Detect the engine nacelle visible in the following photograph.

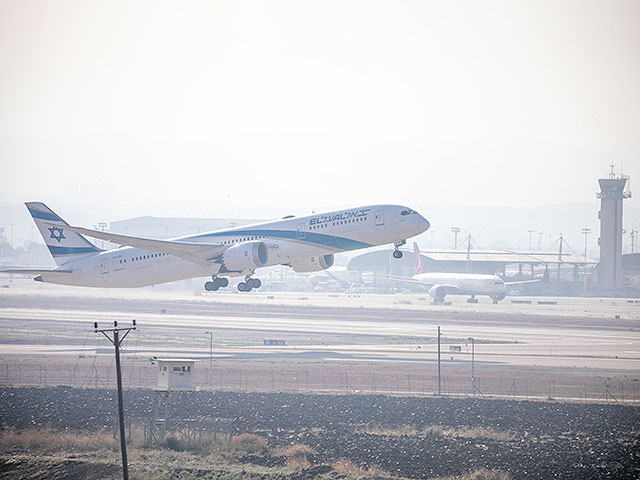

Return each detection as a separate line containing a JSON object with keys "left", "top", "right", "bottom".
{"left": 289, "top": 254, "right": 334, "bottom": 273}
{"left": 428, "top": 285, "right": 446, "bottom": 301}
{"left": 222, "top": 241, "right": 268, "bottom": 272}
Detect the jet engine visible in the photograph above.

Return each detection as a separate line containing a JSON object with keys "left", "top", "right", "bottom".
{"left": 288, "top": 254, "right": 334, "bottom": 273}
{"left": 494, "top": 292, "right": 506, "bottom": 302}
{"left": 428, "top": 285, "right": 446, "bottom": 302}
{"left": 222, "top": 241, "right": 268, "bottom": 272}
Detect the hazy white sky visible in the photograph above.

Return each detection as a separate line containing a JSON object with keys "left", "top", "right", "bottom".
{"left": 2, "top": 0, "right": 639, "bottom": 218}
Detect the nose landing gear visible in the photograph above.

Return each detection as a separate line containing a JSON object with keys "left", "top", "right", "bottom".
{"left": 204, "top": 276, "right": 229, "bottom": 292}
{"left": 392, "top": 239, "right": 406, "bottom": 259}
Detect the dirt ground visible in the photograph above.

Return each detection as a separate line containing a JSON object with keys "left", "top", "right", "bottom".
{"left": 0, "top": 386, "right": 638, "bottom": 479}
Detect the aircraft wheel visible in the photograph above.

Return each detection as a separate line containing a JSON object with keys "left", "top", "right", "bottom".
{"left": 204, "top": 281, "right": 219, "bottom": 292}
{"left": 392, "top": 250, "right": 403, "bottom": 259}
{"left": 248, "top": 278, "right": 261, "bottom": 289}
{"left": 219, "top": 277, "right": 229, "bottom": 288}
{"left": 238, "top": 282, "right": 251, "bottom": 292}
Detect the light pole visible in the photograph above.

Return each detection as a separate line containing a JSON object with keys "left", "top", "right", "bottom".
{"left": 97, "top": 222, "right": 108, "bottom": 249}
{"left": 581, "top": 228, "right": 591, "bottom": 296}
{"left": 527, "top": 230, "right": 534, "bottom": 251}
{"left": 205, "top": 331, "right": 213, "bottom": 386}
{"left": 437, "top": 326, "right": 441, "bottom": 395}
{"left": 451, "top": 227, "right": 460, "bottom": 249}
{"left": 468, "top": 337, "right": 475, "bottom": 394}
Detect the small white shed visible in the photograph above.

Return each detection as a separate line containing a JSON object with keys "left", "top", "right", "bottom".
{"left": 155, "top": 358, "right": 197, "bottom": 391}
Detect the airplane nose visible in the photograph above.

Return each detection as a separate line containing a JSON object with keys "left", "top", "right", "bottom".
{"left": 419, "top": 215, "right": 430, "bottom": 233}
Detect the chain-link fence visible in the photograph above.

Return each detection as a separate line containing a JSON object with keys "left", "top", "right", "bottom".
{"left": 1, "top": 358, "right": 636, "bottom": 403}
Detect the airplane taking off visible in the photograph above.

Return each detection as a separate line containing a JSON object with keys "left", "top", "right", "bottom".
{"left": 389, "top": 243, "right": 515, "bottom": 304}
{"left": 3, "top": 203, "right": 429, "bottom": 291}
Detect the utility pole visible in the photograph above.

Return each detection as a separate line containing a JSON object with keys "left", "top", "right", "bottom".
{"left": 205, "top": 331, "right": 213, "bottom": 386}
{"left": 468, "top": 337, "right": 476, "bottom": 394}
{"left": 94, "top": 320, "right": 137, "bottom": 480}
{"left": 437, "top": 326, "right": 441, "bottom": 395}
{"left": 527, "top": 230, "right": 534, "bottom": 251}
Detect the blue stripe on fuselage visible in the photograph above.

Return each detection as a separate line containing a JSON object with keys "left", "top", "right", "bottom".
{"left": 47, "top": 246, "right": 100, "bottom": 256}
{"left": 193, "top": 229, "right": 372, "bottom": 251}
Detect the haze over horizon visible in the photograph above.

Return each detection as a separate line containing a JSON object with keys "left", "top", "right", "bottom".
{"left": 2, "top": 1, "right": 639, "bottom": 250}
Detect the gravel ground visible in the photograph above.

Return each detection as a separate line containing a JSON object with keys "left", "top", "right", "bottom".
{"left": 1, "top": 386, "right": 638, "bottom": 479}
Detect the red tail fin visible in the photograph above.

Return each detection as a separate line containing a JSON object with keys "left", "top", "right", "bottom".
{"left": 413, "top": 242, "right": 426, "bottom": 274}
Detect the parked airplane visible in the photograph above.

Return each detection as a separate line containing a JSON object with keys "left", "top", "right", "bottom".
{"left": 3, "top": 203, "right": 429, "bottom": 291}
{"left": 389, "top": 243, "right": 509, "bottom": 304}
{"left": 309, "top": 266, "right": 363, "bottom": 290}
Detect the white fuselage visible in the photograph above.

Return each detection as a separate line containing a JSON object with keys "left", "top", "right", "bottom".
{"left": 37, "top": 204, "right": 428, "bottom": 288}
{"left": 414, "top": 272, "right": 506, "bottom": 298}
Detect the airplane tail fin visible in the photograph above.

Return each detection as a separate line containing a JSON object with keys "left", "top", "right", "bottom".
{"left": 413, "top": 242, "right": 426, "bottom": 274}
{"left": 26, "top": 202, "right": 101, "bottom": 266}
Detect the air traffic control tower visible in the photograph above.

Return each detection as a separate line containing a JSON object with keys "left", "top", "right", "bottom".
{"left": 597, "top": 167, "right": 631, "bottom": 291}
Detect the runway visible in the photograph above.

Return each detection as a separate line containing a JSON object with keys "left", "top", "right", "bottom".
{"left": 1, "top": 280, "right": 639, "bottom": 372}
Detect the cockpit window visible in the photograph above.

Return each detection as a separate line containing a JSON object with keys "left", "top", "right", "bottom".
{"left": 400, "top": 209, "right": 417, "bottom": 216}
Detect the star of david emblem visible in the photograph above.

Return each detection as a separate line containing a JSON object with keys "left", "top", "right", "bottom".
{"left": 48, "top": 226, "right": 66, "bottom": 243}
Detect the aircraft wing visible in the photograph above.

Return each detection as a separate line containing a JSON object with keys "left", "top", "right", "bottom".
{"left": 504, "top": 279, "right": 541, "bottom": 285}
{"left": 384, "top": 274, "right": 436, "bottom": 287}
{"left": 57, "top": 224, "right": 225, "bottom": 268}
{"left": 1, "top": 269, "right": 74, "bottom": 275}
{"left": 367, "top": 273, "right": 460, "bottom": 291}
{"left": 410, "top": 279, "right": 461, "bottom": 293}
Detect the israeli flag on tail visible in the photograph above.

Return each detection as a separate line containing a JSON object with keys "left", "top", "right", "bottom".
{"left": 26, "top": 202, "right": 102, "bottom": 266}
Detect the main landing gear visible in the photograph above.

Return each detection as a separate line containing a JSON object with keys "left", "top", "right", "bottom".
{"left": 392, "top": 239, "right": 406, "bottom": 259}
{"left": 204, "top": 276, "right": 229, "bottom": 292}
{"left": 238, "top": 276, "right": 261, "bottom": 292}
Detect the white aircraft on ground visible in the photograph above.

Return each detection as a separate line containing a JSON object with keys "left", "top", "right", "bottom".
{"left": 3, "top": 202, "right": 429, "bottom": 291}
{"left": 308, "top": 266, "right": 363, "bottom": 290}
{"left": 390, "top": 243, "right": 522, "bottom": 304}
